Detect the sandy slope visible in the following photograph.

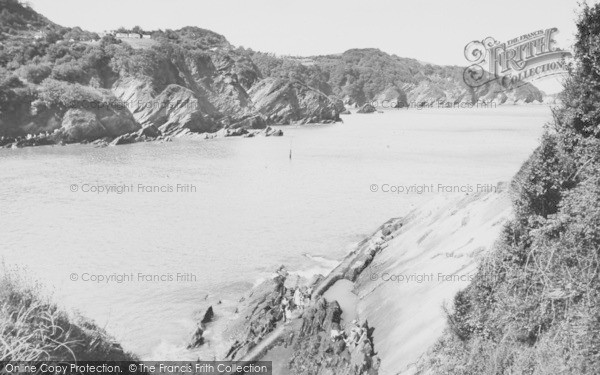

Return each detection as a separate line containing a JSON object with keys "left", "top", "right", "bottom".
{"left": 353, "top": 188, "right": 512, "bottom": 374}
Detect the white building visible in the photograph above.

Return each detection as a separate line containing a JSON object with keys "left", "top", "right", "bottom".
{"left": 33, "top": 31, "right": 47, "bottom": 40}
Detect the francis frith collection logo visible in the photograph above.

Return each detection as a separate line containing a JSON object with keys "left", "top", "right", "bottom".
{"left": 463, "top": 28, "right": 572, "bottom": 90}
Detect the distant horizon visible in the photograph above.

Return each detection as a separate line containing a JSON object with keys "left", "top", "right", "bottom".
{"left": 26, "top": 0, "right": 597, "bottom": 94}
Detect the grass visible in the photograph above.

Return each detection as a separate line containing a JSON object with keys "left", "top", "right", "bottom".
{"left": 414, "top": 5, "right": 600, "bottom": 374}
{"left": 120, "top": 38, "right": 159, "bottom": 50}
{"left": 0, "top": 267, "right": 137, "bottom": 362}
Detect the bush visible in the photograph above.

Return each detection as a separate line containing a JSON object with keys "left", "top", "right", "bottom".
{"left": 0, "top": 73, "right": 23, "bottom": 89}
{"left": 37, "top": 79, "right": 112, "bottom": 109}
{"left": 558, "top": 4, "right": 600, "bottom": 137}
{"left": 418, "top": 4, "right": 600, "bottom": 374}
{"left": 511, "top": 132, "right": 578, "bottom": 220}
{"left": 19, "top": 63, "right": 51, "bottom": 84}
{"left": 0, "top": 268, "right": 138, "bottom": 361}
{"left": 51, "top": 60, "right": 87, "bottom": 83}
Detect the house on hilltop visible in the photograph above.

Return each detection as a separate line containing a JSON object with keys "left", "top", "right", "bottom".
{"left": 33, "top": 31, "right": 47, "bottom": 40}
{"left": 113, "top": 32, "right": 146, "bottom": 39}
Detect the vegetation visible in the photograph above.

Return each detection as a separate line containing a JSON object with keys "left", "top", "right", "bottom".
{"left": 0, "top": 0, "right": 57, "bottom": 34}
{"left": 0, "top": 268, "right": 137, "bottom": 362}
{"left": 152, "top": 26, "right": 229, "bottom": 50}
{"left": 242, "top": 48, "right": 466, "bottom": 105}
{"left": 419, "top": 4, "right": 600, "bottom": 374}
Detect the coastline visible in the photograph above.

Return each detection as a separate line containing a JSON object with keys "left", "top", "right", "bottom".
{"left": 190, "top": 186, "right": 512, "bottom": 374}
{"left": 1, "top": 102, "right": 553, "bottom": 150}
{"left": 0, "top": 125, "right": 288, "bottom": 150}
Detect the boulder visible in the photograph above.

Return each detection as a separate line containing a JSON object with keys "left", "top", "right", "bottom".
{"left": 137, "top": 124, "right": 161, "bottom": 138}
{"left": 60, "top": 109, "right": 106, "bottom": 141}
{"left": 91, "top": 138, "right": 110, "bottom": 148}
{"left": 200, "top": 306, "right": 214, "bottom": 325}
{"left": 258, "top": 126, "right": 284, "bottom": 137}
{"left": 60, "top": 108, "right": 139, "bottom": 143}
{"left": 289, "top": 298, "right": 379, "bottom": 374}
{"left": 187, "top": 326, "right": 205, "bottom": 349}
{"left": 374, "top": 86, "right": 408, "bottom": 108}
{"left": 357, "top": 103, "right": 376, "bottom": 113}
{"left": 229, "top": 115, "right": 267, "bottom": 130}
{"left": 109, "top": 133, "right": 137, "bottom": 146}
{"left": 227, "top": 127, "right": 248, "bottom": 137}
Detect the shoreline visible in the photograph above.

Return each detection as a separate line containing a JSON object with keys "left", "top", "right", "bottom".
{"left": 189, "top": 187, "right": 512, "bottom": 374}
{"left": 186, "top": 215, "right": 404, "bottom": 372}
{"left": 0, "top": 103, "right": 551, "bottom": 150}
{"left": 0, "top": 125, "right": 289, "bottom": 150}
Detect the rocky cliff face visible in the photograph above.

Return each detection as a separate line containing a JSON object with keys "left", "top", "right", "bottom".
{"left": 249, "top": 78, "right": 342, "bottom": 124}
{"left": 60, "top": 107, "right": 139, "bottom": 141}
{"left": 0, "top": 3, "right": 345, "bottom": 147}
{"left": 216, "top": 265, "right": 381, "bottom": 375}
{"left": 201, "top": 188, "right": 512, "bottom": 375}
{"left": 0, "top": 1, "right": 548, "bottom": 148}
{"left": 354, "top": 189, "right": 511, "bottom": 375}
{"left": 293, "top": 48, "right": 546, "bottom": 107}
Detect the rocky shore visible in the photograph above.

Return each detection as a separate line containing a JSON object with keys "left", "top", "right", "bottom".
{"left": 188, "top": 188, "right": 510, "bottom": 375}
{"left": 0, "top": 124, "right": 284, "bottom": 149}
{"left": 187, "top": 217, "right": 404, "bottom": 374}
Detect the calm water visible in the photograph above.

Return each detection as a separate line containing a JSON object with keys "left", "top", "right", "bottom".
{"left": 0, "top": 106, "right": 549, "bottom": 358}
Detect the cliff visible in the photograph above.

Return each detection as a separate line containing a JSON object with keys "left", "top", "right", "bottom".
{"left": 411, "top": 6, "right": 600, "bottom": 374}
{"left": 0, "top": 1, "right": 343, "bottom": 147}
{"left": 249, "top": 48, "right": 545, "bottom": 108}
{"left": 248, "top": 78, "right": 342, "bottom": 124}
{"left": 192, "top": 188, "right": 510, "bottom": 374}
{"left": 0, "top": 1, "right": 547, "bottom": 149}
{"left": 355, "top": 189, "right": 511, "bottom": 374}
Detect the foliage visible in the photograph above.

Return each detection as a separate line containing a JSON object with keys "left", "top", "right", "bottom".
{"left": 419, "top": 4, "right": 600, "bottom": 374}
{"left": 0, "top": 0, "right": 58, "bottom": 34}
{"left": 0, "top": 268, "right": 138, "bottom": 361}
{"left": 152, "top": 26, "right": 229, "bottom": 50}
{"left": 244, "top": 48, "right": 466, "bottom": 105}
{"left": 18, "top": 62, "right": 51, "bottom": 84}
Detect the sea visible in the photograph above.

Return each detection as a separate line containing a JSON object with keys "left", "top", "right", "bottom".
{"left": 0, "top": 106, "right": 550, "bottom": 359}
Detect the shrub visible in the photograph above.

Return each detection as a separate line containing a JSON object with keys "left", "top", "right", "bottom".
{"left": 37, "top": 79, "right": 112, "bottom": 110}
{"left": 51, "top": 60, "right": 87, "bottom": 83}
{"left": 0, "top": 268, "right": 137, "bottom": 361}
{"left": 558, "top": 4, "right": 600, "bottom": 137}
{"left": 511, "top": 132, "right": 578, "bottom": 220}
{"left": 418, "top": 4, "right": 600, "bottom": 374}
{"left": 19, "top": 63, "right": 51, "bottom": 84}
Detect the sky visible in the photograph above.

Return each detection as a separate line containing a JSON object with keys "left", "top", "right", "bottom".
{"left": 26, "top": 0, "right": 599, "bottom": 92}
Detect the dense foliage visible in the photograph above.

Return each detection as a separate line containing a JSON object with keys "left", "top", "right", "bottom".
{"left": 420, "top": 4, "right": 600, "bottom": 374}
{"left": 0, "top": 269, "right": 138, "bottom": 361}
{"left": 0, "top": 0, "right": 261, "bottom": 137}
{"left": 243, "top": 48, "right": 466, "bottom": 105}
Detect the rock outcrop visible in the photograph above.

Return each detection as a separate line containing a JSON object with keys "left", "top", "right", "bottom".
{"left": 218, "top": 267, "right": 380, "bottom": 375}
{"left": 206, "top": 220, "right": 402, "bottom": 374}
{"left": 289, "top": 303, "right": 379, "bottom": 375}
{"left": 222, "top": 268, "right": 288, "bottom": 360}
{"left": 357, "top": 103, "right": 376, "bottom": 114}
{"left": 249, "top": 78, "right": 342, "bottom": 125}
{"left": 374, "top": 87, "right": 408, "bottom": 108}
{"left": 355, "top": 190, "right": 511, "bottom": 375}
{"left": 0, "top": 3, "right": 345, "bottom": 149}
{"left": 200, "top": 306, "right": 214, "bottom": 325}
{"left": 60, "top": 108, "right": 139, "bottom": 142}
{"left": 198, "top": 190, "right": 508, "bottom": 375}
